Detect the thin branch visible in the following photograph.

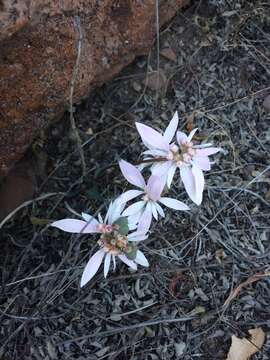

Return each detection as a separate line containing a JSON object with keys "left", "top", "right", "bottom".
{"left": 69, "top": 15, "right": 86, "bottom": 176}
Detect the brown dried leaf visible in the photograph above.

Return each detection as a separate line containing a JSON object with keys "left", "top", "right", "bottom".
{"left": 226, "top": 328, "right": 265, "bottom": 360}
{"left": 160, "top": 47, "right": 177, "bottom": 63}
{"left": 144, "top": 69, "right": 167, "bottom": 93}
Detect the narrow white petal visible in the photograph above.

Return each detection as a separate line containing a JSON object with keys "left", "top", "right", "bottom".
{"left": 118, "top": 254, "right": 138, "bottom": 270}
{"left": 104, "top": 202, "right": 113, "bottom": 224}
{"left": 163, "top": 111, "right": 179, "bottom": 144}
{"left": 122, "top": 201, "right": 145, "bottom": 217}
{"left": 151, "top": 202, "right": 158, "bottom": 221}
{"left": 192, "top": 164, "right": 205, "bottom": 205}
{"left": 98, "top": 213, "right": 103, "bottom": 223}
{"left": 176, "top": 131, "right": 188, "bottom": 145}
{"left": 188, "top": 128, "right": 198, "bottom": 141}
{"left": 119, "top": 159, "right": 146, "bottom": 189}
{"left": 167, "top": 164, "right": 177, "bottom": 188}
{"left": 155, "top": 202, "right": 165, "bottom": 217}
{"left": 135, "top": 122, "right": 169, "bottom": 151}
{"left": 80, "top": 249, "right": 105, "bottom": 287}
{"left": 151, "top": 161, "right": 172, "bottom": 176}
{"left": 135, "top": 250, "right": 149, "bottom": 267}
{"left": 159, "top": 197, "right": 190, "bottom": 211}
{"left": 109, "top": 199, "right": 126, "bottom": 224}
{"left": 104, "top": 253, "right": 111, "bottom": 278}
{"left": 112, "top": 255, "right": 116, "bottom": 271}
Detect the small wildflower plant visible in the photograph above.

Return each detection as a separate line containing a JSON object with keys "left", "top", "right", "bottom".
{"left": 51, "top": 111, "right": 222, "bottom": 287}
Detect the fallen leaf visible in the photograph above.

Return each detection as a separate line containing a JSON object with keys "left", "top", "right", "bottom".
{"left": 263, "top": 95, "right": 270, "bottom": 111}
{"left": 160, "top": 47, "right": 177, "bottom": 63}
{"left": 144, "top": 69, "right": 168, "bottom": 93}
{"left": 226, "top": 328, "right": 265, "bottom": 360}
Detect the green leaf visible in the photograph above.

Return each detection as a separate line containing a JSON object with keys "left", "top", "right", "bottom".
{"left": 85, "top": 187, "right": 104, "bottom": 202}
{"left": 125, "top": 243, "right": 138, "bottom": 260}
{"left": 113, "top": 217, "right": 129, "bottom": 235}
{"left": 30, "top": 216, "right": 51, "bottom": 226}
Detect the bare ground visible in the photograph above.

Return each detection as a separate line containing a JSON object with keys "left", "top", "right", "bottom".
{"left": 1, "top": 0, "right": 270, "bottom": 359}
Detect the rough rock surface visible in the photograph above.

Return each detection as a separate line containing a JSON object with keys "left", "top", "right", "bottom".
{"left": 0, "top": 0, "right": 189, "bottom": 177}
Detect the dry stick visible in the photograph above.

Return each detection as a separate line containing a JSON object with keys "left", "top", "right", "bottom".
{"left": 69, "top": 15, "right": 86, "bottom": 176}
{"left": 155, "top": 0, "right": 160, "bottom": 100}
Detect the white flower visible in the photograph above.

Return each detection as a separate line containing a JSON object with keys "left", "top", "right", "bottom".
{"left": 118, "top": 160, "right": 189, "bottom": 233}
{"left": 51, "top": 199, "right": 149, "bottom": 287}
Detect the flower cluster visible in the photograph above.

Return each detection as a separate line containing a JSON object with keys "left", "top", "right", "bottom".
{"left": 51, "top": 111, "right": 221, "bottom": 286}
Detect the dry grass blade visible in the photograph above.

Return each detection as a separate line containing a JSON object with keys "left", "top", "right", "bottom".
{"left": 223, "top": 272, "right": 270, "bottom": 308}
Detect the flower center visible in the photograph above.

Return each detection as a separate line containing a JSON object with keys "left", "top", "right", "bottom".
{"left": 166, "top": 142, "right": 197, "bottom": 166}
{"left": 98, "top": 231, "right": 128, "bottom": 255}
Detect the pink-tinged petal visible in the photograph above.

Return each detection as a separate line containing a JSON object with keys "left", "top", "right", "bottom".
{"left": 104, "top": 253, "right": 111, "bottom": 278}
{"left": 159, "top": 197, "right": 190, "bottom": 211}
{"left": 51, "top": 219, "right": 99, "bottom": 234}
{"left": 135, "top": 250, "right": 149, "bottom": 267}
{"left": 143, "top": 149, "right": 167, "bottom": 157}
{"left": 122, "top": 201, "right": 145, "bottom": 217}
{"left": 163, "top": 111, "right": 179, "bottom": 144}
{"left": 137, "top": 203, "right": 153, "bottom": 233}
{"left": 80, "top": 249, "right": 105, "bottom": 287}
{"left": 193, "top": 155, "right": 211, "bottom": 171}
{"left": 118, "top": 190, "right": 144, "bottom": 204}
{"left": 146, "top": 175, "right": 166, "bottom": 201}
{"left": 119, "top": 160, "right": 146, "bottom": 189}
{"left": 167, "top": 164, "right": 177, "bottom": 188}
{"left": 109, "top": 199, "right": 126, "bottom": 224}
{"left": 192, "top": 164, "right": 204, "bottom": 205}
{"left": 196, "top": 147, "right": 221, "bottom": 156}
{"left": 118, "top": 254, "right": 137, "bottom": 270}
{"left": 128, "top": 231, "right": 148, "bottom": 242}
{"left": 180, "top": 166, "right": 197, "bottom": 204}
{"left": 152, "top": 161, "right": 172, "bottom": 176}
{"left": 176, "top": 131, "right": 188, "bottom": 145}
{"left": 155, "top": 202, "right": 165, "bottom": 217}
{"left": 187, "top": 128, "right": 198, "bottom": 141}
{"left": 135, "top": 122, "right": 169, "bottom": 151}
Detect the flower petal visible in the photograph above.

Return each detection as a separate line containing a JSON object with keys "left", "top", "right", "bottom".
{"left": 146, "top": 175, "right": 166, "bottom": 201}
{"left": 137, "top": 203, "right": 153, "bottom": 233}
{"left": 119, "top": 160, "right": 146, "bottom": 189}
{"left": 155, "top": 202, "right": 165, "bottom": 217}
{"left": 80, "top": 249, "right": 105, "bottom": 287}
{"left": 151, "top": 202, "right": 158, "bottom": 220}
{"left": 193, "top": 155, "right": 211, "bottom": 171}
{"left": 196, "top": 147, "right": 221, "bottom": 156}
{"left": 136, "top": 122, "right": 169, "bottom": 151}
{"left": 163, "top": 111, "right": 179, "bottom": 143}
{"left": 187, "top": 128, "right": 198, "bottom": 141}
{"left": 51, "top": 219, "right": 99, "bottom": 234}
{"left": 167, "top": 164, "right": 177, "bottom": 188}
{"left": 104, "top": 253, "right": 111, "bottom": 278}
{"left": 143, "top": 149, "right": 167, "bottom": 157}
{"left": 151, "top": 161, "right": 172, "bottom": 177}
{"left": 122, "top": 201, "right": 145, "bottom": 217}
{"left": 159, "top": 197, "right": 190, "bottom": 211}
{"left": 180, "top": 166, "right": 197, "bottom": 204}
{"left": 192, "top": 163, "right": 204, "bottom": 205}
{"left": 112, "top": 255, "right": 116, "bottom": 271}
{"left": 118, "top": 190, "right": 144, "bottom": 204}
{"left": 176, "top": 131, "right": 188, "bottom": 145}
{"left": 118, "top": 254, "right": 137, "bottom": 270}
{"left": 135, "top": 250, "right": 149, "bottom": 267}
{"left": 128, "top": 231, "right": 148, "bottom": 242}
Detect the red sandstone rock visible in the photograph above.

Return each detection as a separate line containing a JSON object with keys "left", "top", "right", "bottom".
{"left": 0, "top": 0, "right": 189, "bottom": 177}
